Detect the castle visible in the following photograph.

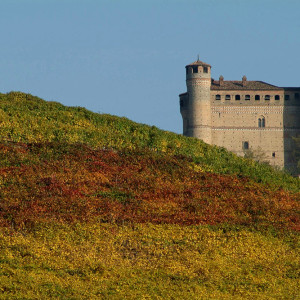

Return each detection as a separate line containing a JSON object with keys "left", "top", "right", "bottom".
{"left": 179, "top": 59, "right": 300, "bottom": 173}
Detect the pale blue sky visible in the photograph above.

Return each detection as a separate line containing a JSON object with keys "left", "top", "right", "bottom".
{"left": 0, "top": 0, "right": 299, "bottom": 133}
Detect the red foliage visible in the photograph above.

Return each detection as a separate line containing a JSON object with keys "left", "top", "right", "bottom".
{"left": 0, "top": 142, "right": 299, "bottom": 230}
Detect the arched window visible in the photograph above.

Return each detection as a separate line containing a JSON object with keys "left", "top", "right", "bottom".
{"left": 255, "top": 95, "right": 260, "bottom": 100}
{"left": 225, "top": 95, "right": 231, "bottom": 100}
{"left": 245, "top": 95, "right": 250, "bottom": 100}
{"left": 215, "top": 94, "right": 221, "bottom": 100}
{"left": 242, "top": 141, "right": 249, "bottom": 150}
{"left": 235, "top": 95, "right": 240, "bottom": 100}
{"left": 258, "top": 117, "right": 265, "bottom": 128}
{"left": 265, "top": 95, "right": 270, "bottom": 100}
{"left": 192, "top": 66, "right": 198, "bottom": 73}
{"left": 275, "top": 95, "right": 280, "bottom": 100}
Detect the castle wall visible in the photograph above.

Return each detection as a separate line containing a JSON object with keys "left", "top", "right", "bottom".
{"left": 283, "top": 103, "right": 300, "bottom": 173}
{"left": 179, "top": 93, "right": 189, "bottom": 135}
{"left": 209, "top": 91, "right": 300, "bottom": 171}
{"left": 211, "top": 104, "right": 285, "bottom": 168}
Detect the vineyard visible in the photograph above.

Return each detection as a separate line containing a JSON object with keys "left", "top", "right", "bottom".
{"left": 0, "top": 92, "right": 299, "bottom": 299}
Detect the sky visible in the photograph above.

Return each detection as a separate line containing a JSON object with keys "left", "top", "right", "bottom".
{"left": 0, "top": 0, "right": 299, "bottom": 134}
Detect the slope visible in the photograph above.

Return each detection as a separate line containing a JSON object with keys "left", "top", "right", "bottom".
{"left": 0, "top": 91, "right": 299, "bottom": 192}
{"left": 0, "top": 92, "right": 299, "bottom": 299}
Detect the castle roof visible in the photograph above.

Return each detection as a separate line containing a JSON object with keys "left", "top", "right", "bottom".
{"left": 282, "top": 87, "right": 300, "bottom": 90}
{"left": 186, "top": 60, "right": 211, "bottom": 68}
{"left": 211, "top": 80, "right": 283, "bottom": 91}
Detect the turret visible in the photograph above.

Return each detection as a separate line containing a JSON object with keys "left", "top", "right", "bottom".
{"left": 180, "top": 59, "right": 212, "bottom": 144}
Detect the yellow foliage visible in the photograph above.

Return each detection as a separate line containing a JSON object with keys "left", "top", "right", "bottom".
{"left": 0, "top": 224, "right": 298, "bottom": 299}
{"left": 190, "top": 162, "right": 214, "bottom": 173}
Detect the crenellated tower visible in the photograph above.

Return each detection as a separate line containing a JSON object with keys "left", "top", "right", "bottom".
{"left": 179, "top": 59, "right": 212, "bottom": 144}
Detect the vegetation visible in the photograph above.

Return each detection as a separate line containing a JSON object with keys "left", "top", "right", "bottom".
{"left": 0, "top": 91, "right": 299, "bottom": 192}
{"left": 0, "top": 142, "right": 298, "bottom": 230}
{"left": 1, "top": 224, "right": 298, "bottom": 299}
{"left": 0, "top": 92, "right": 299, "bottom": 299}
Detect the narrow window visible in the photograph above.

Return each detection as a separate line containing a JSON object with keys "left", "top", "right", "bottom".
{"left": 258, "top": 117, "right": 265, "bottom": 128}
{"left": 235, "top": 95, "right": 240, "bottom": 100}
{"left": 285, "top": 95, "right": 290, "bottom": 100}
{"left": 243, "top": 141, "right": 249, "bottom": 150}
{"left": 295, "top": 93, "right": 299, "bottom": 99}
{"left": 272, "top": 152, "right": 276, "bottom": 158}
{"left": 215, "top": 94, "right": 221, "bottom": 100}
{"left": 245, "top": 95, "right": 250, "bottom": 100}
{"left": 255, "top": 95, "right": 260, "bottom": 100}
{"left": 265, "top": 95, "right": 270, "bottom": 100}
{"left": 275, "top": 95, "right": 280, "bottom": 100}
{"left": 180, "top": 99, "right": 184, "bottom": 108}
{"left": 203, "top": 66, "right": 208, "bottom": 73}
{"left": 225, "top": 95, "right": 231, "bottom": 100}
{"left": 192, "top": 66, "right": 198, "bottom": 73}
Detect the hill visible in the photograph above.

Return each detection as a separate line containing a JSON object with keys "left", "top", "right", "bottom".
{"left": 0, "top": 92, "right": 299, "bottom": 299}
{"left": 0, "top": 92, "right": 299, "bottom": 192}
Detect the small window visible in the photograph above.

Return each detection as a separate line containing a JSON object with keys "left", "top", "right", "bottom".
{"left": 203, "top": 67, "right": 208, "bottom": 73}
{"left": 215, "top": 94, "right": 221, "bottom": 100}
{"left": 180, "top": 99, "right": 184, "bottom": 108}
{"left": 235, "top": 95, "right": 240, "bottom": 100}
{"left": 245, "top": 95, "right": 250, "bottom": 101}
{"left": 255, "top": 95, "right": 260, "bottom": 100}
{"left": 258, "top": 117, "right": 266, "bottom": 128}
{"left": 265, "top": 95, "right": 270, "bottom": 101}
{"left": 192, "top": 66, "right": 198, "bottom": 73}
{"left": 285, "top": 95, "right": 290, "bottom": 100}
{"left": 275, "top": 95, "right": 280, "bottom": 100}
{"left": 295, "top": 93, "right": 299, "bottom": 99}
{"left": 272, "top": 152, "right": 276, "bottom": 158}
{"left": 225, "top": 95, "right": 231, "bottom": 100}
{"left": 243, "top": 141, "right": 249, "bottom": 150}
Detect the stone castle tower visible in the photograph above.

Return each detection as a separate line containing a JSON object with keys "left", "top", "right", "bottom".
{"left": 180, "top": 58, "right": 300, "bottom": 173}
{"left": 184, "top": 60, "right": 212, "bottom": 143}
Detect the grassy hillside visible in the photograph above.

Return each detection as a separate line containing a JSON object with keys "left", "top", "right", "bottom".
{"left": 0, "top": 92, "right": 299, "bottom": 299}
{"left": 0, "top": 91, "right": 299, "bottom": 192}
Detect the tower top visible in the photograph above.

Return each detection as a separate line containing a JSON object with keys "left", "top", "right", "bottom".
{"left": 186, "top": 59, "right": 211, "bottom": 68}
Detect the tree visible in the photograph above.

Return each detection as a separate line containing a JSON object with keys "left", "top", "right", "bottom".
{"left": 243, "top": 146, "right": 268, "bottom": 164}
